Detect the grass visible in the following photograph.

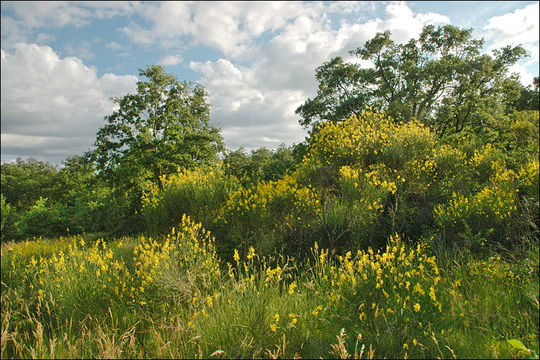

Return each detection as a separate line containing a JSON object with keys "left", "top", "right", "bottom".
{"left": 1, "top": 220, "right": 538, "bottom": 359}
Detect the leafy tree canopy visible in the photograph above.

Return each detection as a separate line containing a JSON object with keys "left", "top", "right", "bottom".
{"left": 0, "top": 157, "right": 59, "bottom": 209}
{"left": 511, "top": 76, "right": 539, "bottom": 111}
{"left": 91, "top": 65, "right": 224, "bottom": 189}
{"left": 223, "top": 144, "right": 297, "bottom": 183}
{"left": 296, "top": 25, "right": 528, "bottom": 137}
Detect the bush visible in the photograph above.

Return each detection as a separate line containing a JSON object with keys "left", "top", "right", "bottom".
{"left": 217, "top": 173, "right": 321, "bottom": 257}
{"left": 18, "top": 197, "right": 68, "bottom": 239}
{"left": 1, "top": 194, "right": 20, "bottom": 243}
{"left": 142, "top": 165, "right": 238, "bottom": 237}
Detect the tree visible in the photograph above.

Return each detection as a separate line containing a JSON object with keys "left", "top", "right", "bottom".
{"left": 223, "top": 145, "right": 297, "bottom": 183}
{"left": 296, "top": 25, "right": 528, "bottom": 137}
{"left": 511, "top": 76, "right": 540, "bottom": 111}
{"left": 92, "top": 65, "right": 224, "bottom": 190}
{"left": 0, "top": 157, "right": 59, "bottom": 209}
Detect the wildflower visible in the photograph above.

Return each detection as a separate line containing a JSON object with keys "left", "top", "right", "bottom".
{"left": 273, "top": 313, "right": 280, "bottom": 323}
{"left": 429, "top": 287, "right": 437, "bottom": 302}
{"left": 414, "top": 303, "right": 421, "bottom": 312}
{"left": 289, "top": 281, "right": 297, "bottom": 295}
{"left": 312, "top": 305, "right": 323, "bottom": 316}
{"left": 270, "top": 323, "right": 277, "bottom": 332}
{"left": 233, "top": 249, "right": 240, "bottom": 262}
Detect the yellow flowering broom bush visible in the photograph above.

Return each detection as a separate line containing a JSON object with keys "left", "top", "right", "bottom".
{"left": 217, "top": 173, "right": 322, "bottom": 255}
{"left": 297, "top": 111, "right": 442, "bottom": 247}
{"left": 189, "top": 233, "right": 457, "bottom": 358}
{"left": 141, "top": 164, "right": 239, "bottom": 236}
{"left": 0, "top": 214, "right": 221, "bottom": 330}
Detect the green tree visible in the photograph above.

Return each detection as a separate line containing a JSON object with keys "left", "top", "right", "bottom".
{"left": 92, "top": 65, "right": 224, "bottom": 190}
{"left": 296, "top": 25, "right": 527, "bottom": 137}
{"left": 223, "top": 145, "right": 297, "bottom": 183}
{"left": 0, "top": 157, "right": 59, "bottom": 209}
{"left": 511, "top": 76, "right": 539, "bottom": 111}
{"left": 55, "top": 155, "right": 112, "bottom": 233}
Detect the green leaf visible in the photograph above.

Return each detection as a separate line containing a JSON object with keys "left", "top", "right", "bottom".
{"left": 507, "top": 339, "right": 531, "bottom": 354}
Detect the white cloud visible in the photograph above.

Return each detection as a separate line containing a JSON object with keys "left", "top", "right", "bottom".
{"left": 508, "top": 62, "right": 536, "bottom": 87}
{"left": 120, "top": 2, "right": 312, "bottom": 57}
{"left": 64, "top": 40, "right": 95, "bottom": 60}
{"left": 3, "top": 1, "right": 93, "bottom": 29}
{"left": 384, "top": 2, "right": 450, "bottom": 43}
{"left": 158, "top": 54, "right": 183, "bottom": 66}
{"left": 186, "top": 2, "right": 452, "bottom": 150}
{"left": 481, "top": 3, "right": 539, "bottom": 86}
{"left": 190, "top": 58, "right": 308, "bottom": 149}
{"left": 105, "top": 41, "right": 122, "bottom": 51}
{"left": 484, "top": 3, "right": 539, "bottom": 47}
{"left": 35, "top": 32, "right": 55, "bottom": 44}
{"left": 3, "top": 1, "right": 494, "bottom": 161}
{"left": 1, "top": 43, "right": 138, "bottom": 163}
{"left": 0, "top": 1, "right": 137, "bottom": 49}
{"left": 2, "top": 1, "right": 135, "bottom": 29}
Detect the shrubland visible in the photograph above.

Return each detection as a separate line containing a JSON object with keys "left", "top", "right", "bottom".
{"left": 1, "top": 25, "right": 539, "bottom": 359}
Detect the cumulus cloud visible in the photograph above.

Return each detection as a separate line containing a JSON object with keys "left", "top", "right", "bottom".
{"left": 484, "top": 3, "right": 539, "bottom": 47}
{"left": 105, "top": 41, "right": 122, "bottom": 51}
{"left": 158, "top": 54, "right": 183, "bottom": 66}
{"left": 1, "top": 43, "right": 138, "bottom": 163}
{"left": 0, "top": 1, "right": 136, "bottom": 49}
{"left": 2, "top": 1, "right": 455, "bottom": 157}
{"left": 187, "top": 2, "right": 451, "bottom": 150}
{"left": 190, "top": 59, "right": 308, "bottom": 149}
{"left": 8, "top": 1, "right": 526, "bottom": 163}
{"left": 64, "top": 40, "right": 95, "bottom": 60}
{"left": 120, "top": 2, "right": 312, "bottom": 57}
{"left": 384, "top": 2, "right": 450, "bottom": 43}
{"left": 482, "top": 3, "right": 539, "bottom": 86}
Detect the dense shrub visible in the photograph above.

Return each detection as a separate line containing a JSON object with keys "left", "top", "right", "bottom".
{"left": 141, "top": 165, "right": 238, "bottom": 237}
{"left": 217, "top": 173, "right": 321, "bottom": 256}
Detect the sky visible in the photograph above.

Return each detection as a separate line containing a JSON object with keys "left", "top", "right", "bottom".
{"left": 1, "top": 1, "right": 539, "bottom": 165}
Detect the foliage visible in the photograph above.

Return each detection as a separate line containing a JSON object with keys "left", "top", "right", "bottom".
{"left": 0, "top": 49, "right": 538, "bottom": 357}
{"left": 1, "top": 157, "right": 59, "bottom": 209}
{"left": 296, "top": 25, "right": 527, "bottom": 138}
{"left": 223, "top": 144, "right": 297, "bottom": 184}
{"left": 217, "top": 172, "right": 321, "bottom": 256}
{"left": 511, "top": 76, "right": 540, "bottom": 111}
{"left": 1, "top": 227, "right": 538, "bottom": 358}
{"left": 0, "top": 156, "right": 114, "bottom": 241}
{"left": 92, "top": 65, "right": 224, "bottom": 190}
{"left": 1, "top": 194, "right": 19, "bottom": 243}
{"left": 141, "top": 164, "right": 238, "bottom": 238}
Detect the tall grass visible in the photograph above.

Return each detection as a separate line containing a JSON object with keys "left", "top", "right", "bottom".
{"left": 2, "top": 224, "right": 538, "bottom": 359}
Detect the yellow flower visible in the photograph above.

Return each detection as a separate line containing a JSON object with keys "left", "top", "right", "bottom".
{"left": 233, "top": 249, "right": 240, "bottom": 262}
{"left": 312, "top": 305, "right": 323, "bottom": 316}
{"left": 288, "top": 281, "right": 297, "bottom": 295}
{"left": 273, "top": 313, "right": 280, "bottom": 323}
{"left": 414, "top": 303, "right": 421, "bottom": 312}
{"left": 270, "top": 323, "right": 277, "bottom": 332}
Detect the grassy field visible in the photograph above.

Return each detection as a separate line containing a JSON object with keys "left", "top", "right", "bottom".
{"left": 1, "top": 214, "right": 538, "bottom": 359}
{"left": 2, "top": 111, "right": 538, "bottom": 359}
